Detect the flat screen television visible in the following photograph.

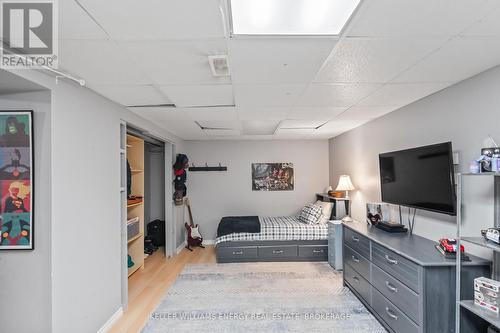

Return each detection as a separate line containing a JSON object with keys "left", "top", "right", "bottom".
{"left": 379, "top": 142, "right": 456, "bottom": 216}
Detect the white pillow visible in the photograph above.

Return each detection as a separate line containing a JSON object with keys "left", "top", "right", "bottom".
{"left": 315, "top": 200, "right": 334, "bottom": 224}
{"left": 299, "top": 203, "right": 323, "bottom": 224}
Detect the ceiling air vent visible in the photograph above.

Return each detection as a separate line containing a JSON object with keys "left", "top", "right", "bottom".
{"left": 208, "top": 55, "right": 230, "bottom": 77}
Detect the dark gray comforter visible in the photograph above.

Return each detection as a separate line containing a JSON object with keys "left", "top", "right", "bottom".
{"left": 217, "top": 216, "right": 261, "bottom": 237}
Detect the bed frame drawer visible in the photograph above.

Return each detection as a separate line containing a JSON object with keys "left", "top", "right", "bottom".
{"left": 298, "top": 245, "right": 328, "bottom": 259}
{"left": 259, "top": 245, "right": 297, "bottom": 258}
{"left": 218, "top": 246, "right": 258, "bottom": 259}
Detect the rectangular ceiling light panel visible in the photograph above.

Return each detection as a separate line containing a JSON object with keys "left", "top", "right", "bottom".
{"left": 230, "top": 0, "right": 361, "bottom": 35}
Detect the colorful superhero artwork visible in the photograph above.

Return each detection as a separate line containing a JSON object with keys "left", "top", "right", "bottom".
{"left": 0, "top": 112, "right": 33, "bottom": 250}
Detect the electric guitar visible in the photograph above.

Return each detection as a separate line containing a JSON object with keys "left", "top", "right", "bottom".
{"left": 184, "top": 198, "right": 204, "bottom": 251}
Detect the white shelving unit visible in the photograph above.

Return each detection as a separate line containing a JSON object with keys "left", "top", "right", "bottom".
{"left": 456, "top": 172, "right": 500, "bottom": 332}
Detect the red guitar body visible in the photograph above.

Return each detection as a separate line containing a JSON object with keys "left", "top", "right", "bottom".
{"left": 184, "top": 198, "right": 204, "bottom": 251}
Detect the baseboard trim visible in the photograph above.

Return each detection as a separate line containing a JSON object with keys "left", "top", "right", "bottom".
{"left": 176, "top": 241, "right": 187, "bottom": 254}
{"left": 97, "top": 307, "right": 123, "bottom": 333}
{"left": 176, "top": 239, "right": 215, "bottom": 253}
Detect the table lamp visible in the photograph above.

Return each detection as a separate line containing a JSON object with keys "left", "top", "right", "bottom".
{"left": 336, "top": 175, "right": 355, "bottom": 222}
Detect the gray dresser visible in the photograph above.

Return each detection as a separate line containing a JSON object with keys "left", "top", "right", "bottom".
{"left": 343, "top": 222, "right": 490, "bottom": 333}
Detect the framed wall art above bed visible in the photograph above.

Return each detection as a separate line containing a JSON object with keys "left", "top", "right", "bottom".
{"left": 251, "top": 162, "right": 294, "bottom": 191}
{"left": 0, "top": 111, "right": 34, "bottom": 250}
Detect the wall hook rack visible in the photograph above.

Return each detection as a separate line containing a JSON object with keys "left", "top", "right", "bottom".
{"left": 188, "top": 162, "right": 227, "bottom": 172}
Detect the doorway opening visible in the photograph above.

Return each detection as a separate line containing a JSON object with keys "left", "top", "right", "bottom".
{"left": 119, "top": 122, "right": 175, "bottom": 308}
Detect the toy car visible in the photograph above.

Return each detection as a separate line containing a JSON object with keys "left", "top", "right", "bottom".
{"left": 439, "top": 238, "right": 464, "bottom": 253}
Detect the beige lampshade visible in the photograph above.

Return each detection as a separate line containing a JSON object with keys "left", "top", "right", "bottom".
{"left": 335, "top": 175, "right": 355, "bottom": 191}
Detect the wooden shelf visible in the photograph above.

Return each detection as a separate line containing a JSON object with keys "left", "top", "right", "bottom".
{"left": 127, "top": 233, "right": 143, "bottom": 244}
{"left": 127, "top": 201, "right": 143, "bottom": 208}
{"left": 462, "top": 237, "right": 500, "bottom": 252}
{"left": 460, "top": 300, "right": 500, "bottom": 329}
{"left": 131, "top": 169, "right": 143, "bottom": 173}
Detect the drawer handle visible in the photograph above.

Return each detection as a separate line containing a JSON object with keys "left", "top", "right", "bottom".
{"left": 385, "top": 307, "right": 398, "bottom": 321}
{"left": 352, "top": 276, "right": 360, "bottom": 282}
{"left": 233, "top": 251, "right": 243, "bottom": 255}
{"left": 313, "top": 249, "right": 324, "bottom": 253}
{"left": 385, "top": 255, "right": 398, "bottom": 265}
{"left": 351, "top": 255, "right": 360, "bottom": 263}
{"left": 273, "top": 250, "right": 284, "bottom": 254}
{"left": 352, "top": 236, "right": 360, "bottom": 242}
{"left": 385, "top": 281, "right": 398, "bottom": 293}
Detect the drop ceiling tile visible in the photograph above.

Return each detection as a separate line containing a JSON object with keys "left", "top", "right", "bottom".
{"left": 315, "top": 119, "right": 368, "bottom": 137}
{"left": 59, "top": 40, "right": 150, "bottom": 85}
{"left": 118, "top": 39, "right": 230, "bottom": 85}
{"left": 129, "top": 108, "right": 207, "bottom": 140}
{"left": 196, "top": 120, "right": 240, "bottom": 130}
{"left": 274, "top": 128, "right": 314, "bottom": 140}
{"left": 298, "top": 83, "right": 382, "bottom": 107}
{"left": 462, "top": 4, "right": 500, "bottom": 36}
{"left": 242, "top": 120, "right": 280, "bottom": 135}
{"left": 394, "top": 37, "right": 500, "bottom": 83}
{"left": 348, "top": 0, "right": 491, "bottom": 37}
{"left": 159, "top": 84, "right": 234, "bottom": 107}
{"left": 229, "top": 38, "right": 337, "bottom": 84}
{"left": 358, "top": 82, "right": 450, "bottom": 107}
{"left": 279, "top": 119, "right": 325, "bottom": 129}
{"left": 204, "top": 129, "right": 241, "bottom": 136}
{"left": 60, "top": 0, "right": 107, "bottom": 39}
{"left": 90, "top": 85, "right": 170, "bottom": 106}
{"left": 78, "top": 0, "right": 225, "bottom": 39}
{"left": 234, "top": 84, "right": 305, "bottom": 107}
{"left": 237, "top": 107, "right": 290, "bottom": 121}
{"left": 315, "top": 37, "right": 446, "bottom": 83}
{"left": 185, "top": 107, "right": 238, "bottom": 121}
{"left": 335, "top": 106, "right": 399, "bottom": 121}
{"left": 288, "top": 107, "right": 346, "bottom": 120}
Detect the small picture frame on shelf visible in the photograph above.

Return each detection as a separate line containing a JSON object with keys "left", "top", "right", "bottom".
{"left": 366, "top": 202, "right": 390, "bottom": 225}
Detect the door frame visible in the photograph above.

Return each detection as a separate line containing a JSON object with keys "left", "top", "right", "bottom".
{"left": 120, "top": 121, "right": 176, "bottom": 309}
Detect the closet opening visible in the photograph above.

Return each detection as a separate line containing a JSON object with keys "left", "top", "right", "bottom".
{"left": 120, "top": 123, "right": 174, "bottom": 309}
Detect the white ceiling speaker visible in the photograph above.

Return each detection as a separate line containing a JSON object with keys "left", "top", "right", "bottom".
{"left": 208, "top": 55, "right": 231, "bottom": 77}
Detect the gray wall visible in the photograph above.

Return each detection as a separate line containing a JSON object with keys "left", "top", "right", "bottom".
{"left": 184, "top": 140, "right": 330, "bottom": 240}
{"left": 0, "top": 91, "right": 52, "bottom": 333}
{"left": 144, "top": 143, "right": 165, "bottom": 227}
{"left": 8, "top": 68, "right": 185, "bottom": 333}
{"left": 329, "top": 65, "right": 500, "bottom": 254}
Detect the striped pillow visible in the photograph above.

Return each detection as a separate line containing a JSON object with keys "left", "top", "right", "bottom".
{"left": 298, "top": 203, "right": 323, "bottom": 224}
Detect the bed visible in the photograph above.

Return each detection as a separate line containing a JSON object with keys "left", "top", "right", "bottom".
{"left": 215, "top": 194, "right": 342, "bottom": 263}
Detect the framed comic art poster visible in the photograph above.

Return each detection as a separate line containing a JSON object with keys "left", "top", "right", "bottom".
{"left": 0, "top": 111, "right": 33, "bottom": 250}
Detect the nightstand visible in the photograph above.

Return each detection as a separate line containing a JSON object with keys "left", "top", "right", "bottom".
{"left": 328, "top": 220, "right": 343, "bottom": 270}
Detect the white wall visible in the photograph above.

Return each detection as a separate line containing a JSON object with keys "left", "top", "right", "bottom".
{"left": 329, "top": 65, "right": 500, "bottom": 252}
{"left": 0, "top": 91, "right": 52, "bottom": 333}
{"left": 8, "top": 69, "right": 185, "bottom": 333}
{"left": 184, "top": 140, "right": 330, "bottom": 240}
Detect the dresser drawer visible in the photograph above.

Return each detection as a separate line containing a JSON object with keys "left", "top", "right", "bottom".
{"left": 259, "top": 245, "right": 297, "bottom": 258}
{"left": 344, "top": 245, "right": 370, "bottom": 281}
{"left": 344, "top": 263, "right": 371, "bottom": 306}
{"left": 298, "top": 245, "right": 328, "bottom": 259}
{"left": 371, "top": 263, "right": 421, "bottom": 325}
{"left": 372, "top": 288, "right": 419, "bottom": 333}
{"left": 218, "top": 246, "right": 258, "bottom": 259}
{"left": 372, "top": 242, "right": 421, "bottom": 293}
{"left": 344, "top": 228, "right": 370, "bottom": 260}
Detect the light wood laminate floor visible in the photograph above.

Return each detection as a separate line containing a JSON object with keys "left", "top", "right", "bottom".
{"left": 109, "top": 246, "right": 216, "bottom": 333}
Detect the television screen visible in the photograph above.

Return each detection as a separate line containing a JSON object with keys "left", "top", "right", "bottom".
{"left": 379, "top": 142, "right": 456, "bottom": 215}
